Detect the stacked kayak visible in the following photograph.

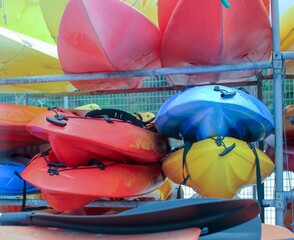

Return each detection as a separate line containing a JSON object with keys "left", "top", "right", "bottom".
{"left": 0, "top": 103, "right": 47, "bottom": 152}
{"left": 159, "top": 0, "right": 272, "bottom": 85}
{"left": 279, "top": 0, "right": 294, "bottom": 75}
{"left": 162, "top": 137, "right": 274, "bottom": 198}
{"left": 0, "top": 27, "right": 75, "bottom": 93}
{"left": 24, "top": 107, "right": 169, "bottom": 211}
{"left": 21, "top": 150, "right": 164, "bottom": 212}
{"left": 156, "top": 85, "right": 275, "bottom": 198}
{"left": 155, "top": 85, "right": 274, "bottom": 143}
{"left": 26, "top": 108, "right": 169, "bottom": 167}
{"left": 0, "top": 0, "right": 76, "bottom": 93}
{"left": 57, "top": 0, "right": 162, "bottom": 91}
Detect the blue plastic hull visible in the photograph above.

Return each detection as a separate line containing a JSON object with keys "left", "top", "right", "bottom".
{"left": 155, "top": 85, "right": 274, "bottom": 142}
{"left": 0, "top": 160, "right": 39, "bottom": 195}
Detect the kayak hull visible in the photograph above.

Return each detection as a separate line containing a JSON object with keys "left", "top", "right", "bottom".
{"left": 154, "top": 85, "right": 274, "bottom": 142}
{"left": 27, "top": 108, "right": 169, "bottom": 167}
{"left": 58, "top": 0, "right": 162, "bottom": 91}
{"left": 21, "top": 150, "right": 164, "bottom": 212}
{"left": 0, "top": 103, "right": 47, "bottom": 152}
{"left": 160, "top": 0, "right": 272, "bottom": 85}
{"left": 162, "top": 137, "right": 275, "bottom": 197}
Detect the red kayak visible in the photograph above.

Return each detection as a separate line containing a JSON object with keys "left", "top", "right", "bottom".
{"left": 58, "top": 0, "right": 162, "bottom": 91}
{"left": 0, "top": 103, "right": 47, "bottom": 152}
{"left": 160, "top": 0, "right": 272, "bottom": 85}
{"left": 21, "top": 150, "right": 165, "bottom": 212}
{"left": 26, "top": 108, "right": 169, "bottom": 167}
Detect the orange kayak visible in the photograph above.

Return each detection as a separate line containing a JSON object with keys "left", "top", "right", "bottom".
{"left": 21, "top": 150, "right": 165, "bottom": 212}
{"left": 160, "top": 0, "right": 272, "bottom": 85}
{"left": 58, "top": 0, "right": 162, "bottom": 91}
{"left": 0, "top": 226, "right": 201, "bottom": 240}
{"left": 26, "top": 108, "right": 169, "bottom": 167}
{"left": 0, "top": 103, "right": 47, "bottom": 152}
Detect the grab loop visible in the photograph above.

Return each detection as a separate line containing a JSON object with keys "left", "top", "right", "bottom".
{"left": 214, "top": 86, "right": 236, "bottom": 98}
{"left": 46, "top": 107, "right": 69, "bottom": 127}
{"left": 213, "top": 136, "right": 236, "bottom": 156}
{"left": 46, "top": 116, "right": 67, "bottom": 127}
{"left": 47, "top": 162, "right": 67, "bottom": 176}
{"left": 88, "top": 159, "right": 107, "bottom": 170}
{"left": 86, "top": 109, "right": 145, "bottom": 128}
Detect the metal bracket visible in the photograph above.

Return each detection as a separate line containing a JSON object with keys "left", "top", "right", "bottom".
{"left": 275, "top": 191, "right": 287, "bottom": 211}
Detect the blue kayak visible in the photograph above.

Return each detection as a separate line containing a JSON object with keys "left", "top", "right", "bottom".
{"left": 155, "top": 85, "right": 274, "bottom": 143}
{"left": 0, "top": 158, "right": 39, "bottom": 195}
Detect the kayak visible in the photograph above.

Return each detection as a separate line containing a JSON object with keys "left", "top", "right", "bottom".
{"left": 162, "top": 136, "right": 275, "bottom": 198}
{"left": 0, "top": 103, "right": 47, "bottom": 152}
{"left": 0, "top": 0, "right": 54, "bottom": 44}
{"left": 279, "top": 1, "right": 294, "bottom": 75}
{"left": 58, "top": 0, "right": 162, "bottom": 91}
{"left": 160, "top": 0, "right": 272, "bottom": 85}
{"left": 123, "top": 0, "right": 158, "bottom": 26}
{"left": 154, "top": 85, "right": 274, "bottom": 143}
{"left": 26, "top": 108, "right": 169, "bottom": 167}
{"left": 0, "top": 27, "right": 75, "bottom": 93}
{"left": 21, "top": 150, "right": 164, "bottom": 212}
{"left": 0, "top": 156, "right": 39, "bottom": 195}
{"left": 39, "top": 0, "right": 69, "bottom": 43}
{"left": 157, "top": 0, "right": 178, "bottom": 34}
{"left": 0, "top": 226, "right": 201, "bottom": 240}
{"left": 265, "top": 134, "right": 294, "bottom": 172}
{"left": 39, "top": 0, "right": 158, "bottom": 43}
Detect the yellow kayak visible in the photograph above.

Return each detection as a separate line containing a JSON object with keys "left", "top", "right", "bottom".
{"left": 0, "top": 27, "right": 75, "bottom": 93}
{"left": 280, "top": 3, "right": 294, "bottom": 74}
{"left": 0, "top": 0, "right": 54, "bottom": 44}
{"left": 162, "top": 136, "right": 275, "bottom": 198}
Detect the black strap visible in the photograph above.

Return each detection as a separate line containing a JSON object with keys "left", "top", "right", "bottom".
{"left": 13, "top": 171, "right": 27, "bottom": 212}
{"left": 177, "top": 140, "right": 193, "bottom": 199}
{"left": 85, "top": 109, "right": 145, "bottom": 128}
{"left": 247, "top": 142, "right": 263, "bottom": 208}
{"left": 213, "top": 86, "right": 236, "bottom": 98}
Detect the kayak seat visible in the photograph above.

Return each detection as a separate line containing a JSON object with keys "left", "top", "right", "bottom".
{"left": 85, "top": 109, "right": 145, "bottom": 128}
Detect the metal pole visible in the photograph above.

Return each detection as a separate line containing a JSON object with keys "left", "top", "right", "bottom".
{"left": 0, "top": 61, "right": 272, "bottom": 85}
{"left": 271, "top": 0, "right": 285, "bottom": 226}
{"left": 63, "top": 96, "right": 69, "bottom": 109}
{"left": 281, "top": 51, "right": 294, "bottom": 60}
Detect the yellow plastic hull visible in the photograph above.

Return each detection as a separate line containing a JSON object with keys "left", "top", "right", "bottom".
{"left": 0, "top": 27, "right": 75, "bottom": 93}
{"left": 162, "top": 137, "right": 275, "bottom": 198}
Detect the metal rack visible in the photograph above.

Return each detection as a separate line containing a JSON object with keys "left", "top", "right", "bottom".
{"left": 0, "top": 0, "right": 293, "bottom": 226}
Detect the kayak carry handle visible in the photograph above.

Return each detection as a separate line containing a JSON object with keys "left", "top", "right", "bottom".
{"left": 47, "top": 162, "right": 67, "bottom": 168}
{"left": 86, "top": 109, "right": 145, "bottom": 128}
{"left": 46, "top": 117, "right": 67, "bottom": 127}
{"left": 214, "top": 86, "right": 236, "bottom": 98}
{"left": 219, "top": 143, "right": 236, "bottom": 156}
